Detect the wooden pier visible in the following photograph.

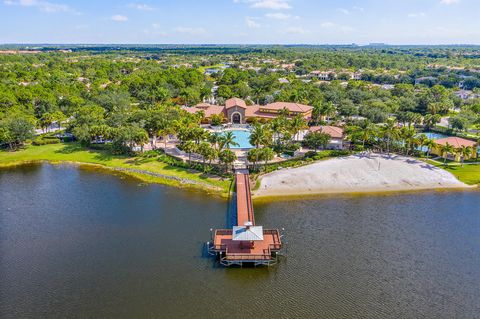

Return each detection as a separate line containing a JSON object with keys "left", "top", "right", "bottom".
{"left": 208, "top": 170, "right": 282, "bottom": 266}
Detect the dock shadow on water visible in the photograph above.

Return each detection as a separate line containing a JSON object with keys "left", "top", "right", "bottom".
{"left": 1, "top": 163, "right": 479, "bottom": 319}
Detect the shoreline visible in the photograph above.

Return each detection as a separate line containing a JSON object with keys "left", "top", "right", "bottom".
{"left": 2, "top": 146, "right": 478, "bottom": 200}
{"left": 253, "top": 184, "right": 477, "bottom": 201}
{"left": 0, "top": 143, "right": 233, "bottom": 197}
{"left": 1, "top": 158, "right": 477, "bottom": 201}
{"left": 0, "top": 159, "right": 231, "bottom": 198}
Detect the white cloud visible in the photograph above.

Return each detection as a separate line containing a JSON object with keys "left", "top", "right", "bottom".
{"left": 440, "top": 0, "right": 460, "bottom": 4}
{"left": 408, "top": 12, "right": 426, "bottom": 18}
{"left": 320, "top": 22, "right": 335, "bottom": 28}
{"left": 285, "top": 26, "right": 307, "bottom": 34}
{"left": 234, "top": 0, "right": 291, "bottom": 10}
{"left": 174, "top": 27, "right": 207, "bottom": 35}
{"left": 111, "top": 15, "right": 128, "bottom": 22}
{"left": 143, "top": 23, "right": 168, "bottom": 36}
{"left": 128, "top": 3, "right": 155, "bottom": 11}
{"left": 338, "top": 6, "right": 364, "bottom": 15}
{"left": 265, "top": 12, "right": 298, "bottom": 20}
{"left": 246, "top": 16, "right": 261, "bottom": 28}
{"left": 3, "top": 0, "right": 77, "bottom": 13}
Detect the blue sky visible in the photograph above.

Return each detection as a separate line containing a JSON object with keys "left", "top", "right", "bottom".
{"left": 0, "top": 0, "right": 479, "bottom": 44}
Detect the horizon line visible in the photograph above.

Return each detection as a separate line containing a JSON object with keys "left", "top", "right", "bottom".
{"left": 2, "top": 43, "right": 480, "bottom": 47}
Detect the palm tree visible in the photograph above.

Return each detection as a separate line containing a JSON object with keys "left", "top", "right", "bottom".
{"left": 289, "top": 115, "right": 307, "bottom": 142}
{"left": 208, "top": 132, "right": 222, "bottom": 151}
{"left": 312, "top": 101, "right": 323, "bottom": 125}
{"left": 191, "top": 127, "right": 209, "bottom": 145}
{"left": 182, "top": 140, "right": 197, "bottom": 164}
{"left": 218, "top": 149, "right": 237, "bottom": 173}
{"left": 381, "top": 119, "right": 400, "bottom": 154}
{"left": 249, "top": 123, "right": 268, "bottom": 149}
{"left": 457, "top": 146, "right": 473, "bottom": 167}
{"left": 260, "top": 147, "right": 275, "bottom": 171}
{"left": 270, "top": 117, "right": 287, "bottom": 146}
{"left": 221, "top": 131, "right": 239, "bottom": 149}
{"left": 440, "top": 142, "right": 455, "bottom": 166}
{"left": 360, "top": 122, "right": 377, "bottom": 150}
{"left": 400, "top": 126, "right": 416, "bottom": 156}
{"left": 323, "top": 101, "right": 336, "bottom": 122}
{"left": 158, "top": 125, "right": 174, "bottom": 151}
{"left": 417, "top": 134, "right": 428, "bottom": 153}
{"left": 249, "top": 123, "right": 272, "bottom": 169}
{"left": 423, "top": 138, "right": 437, "bottom": 159}
{"left": 197, "top": 142, "right": 214, "bottom": 171}
{"left": 423, "top": 113, "right": 441, "bottom": 130}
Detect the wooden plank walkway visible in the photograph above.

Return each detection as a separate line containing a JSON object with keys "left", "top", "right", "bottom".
{"left": 235, "top": 171, "right": 255, "bottom": 226}
{"left": 209, "top": 170, "right": 282, "bottom": 266}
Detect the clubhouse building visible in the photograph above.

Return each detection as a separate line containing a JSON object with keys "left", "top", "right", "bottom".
{"left": 183, "top": 98, "right": 313, "bottom": 124}
{"left": 430, "top": 136, "right": 478, "bottom": 161}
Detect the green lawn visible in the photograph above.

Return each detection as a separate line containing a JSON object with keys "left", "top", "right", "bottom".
{"left": 426, "top": 159, "right": 480, "bottom": 185}
{"left": 0, "top": 143, "right": 232, "bottom": 196}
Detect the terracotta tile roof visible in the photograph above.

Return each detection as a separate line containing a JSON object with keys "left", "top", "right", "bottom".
{"left": 309, "top": 126, "right": 344, "bottom": 139}
{"left": 244, "top": 105, "right": 311, "bottom": 120}
{"left": 434, "top": 137, "right": 477, "bottom": 148}
{"left": 182, "top": 105, "right": 225, "bottom": 117}
{"left": 263, "top": 102, "right": 313, "bottom": 113}
{"left": 195, "top": 102, "right": 215, "bottom": 109}
{"left": 225, "top": 98, "right": 247, "bottom": 109}
{"left": 182, "top": 106, "right": 201, "bottom": 114}
{"left": 203, "top": 105, "right": 226, "bottom": 117}
{"left": 245, "top": 105, "right": 260, "bottom": 117}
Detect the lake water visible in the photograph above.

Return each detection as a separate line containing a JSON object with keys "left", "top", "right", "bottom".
{"left": 1, "top": 164, "right": 479, "bottom": 319}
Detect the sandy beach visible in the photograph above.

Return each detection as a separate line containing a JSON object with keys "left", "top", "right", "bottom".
{"left": 254, "top": 153, "right": 471, "bottom": 197}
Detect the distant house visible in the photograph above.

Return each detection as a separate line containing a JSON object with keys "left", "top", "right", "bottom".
{"left": 415, "top": 76, "right": 437, "bottom": 85}
{"left": 204, "top": 68, "right": 221, "bottom": 76}
{"left": 281, "top": 63, "right": 296, "bottom": 71}
{"left": 454, "top": 90, "right": 479, "bottom": 100}
{"left": 431, "top": 137, "right": 478, "bottom": 161}
{"left": 297, "top": 126, "right": 345, "bottom": 150}
{"left": 458, "top": 75, "right": 475, "bottom": 88}
{"left": 352, "top": 72, "right": 363, "bottom": 80}
{"left": 310, "top": 70, "right": 337, "bottom": 81}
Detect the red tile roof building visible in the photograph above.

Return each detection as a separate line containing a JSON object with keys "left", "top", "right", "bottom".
{"left": 431, "top": 136, "right": 478, "bottom": 161}
{"left": 309, "top": 126, "right": 344, "bottom": 139}
{"left": 434, "top": 137, "right": 477, "bottom": 148}
{"left": 184, "top": 98, "right": 313, "bottom": 124}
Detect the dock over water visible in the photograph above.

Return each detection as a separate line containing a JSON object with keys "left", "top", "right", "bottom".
{"left": 208, "top": 170, "right": 282, "bottom": 266}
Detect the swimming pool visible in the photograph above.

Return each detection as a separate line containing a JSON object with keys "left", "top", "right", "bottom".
{"left": 223, "top": 130, "right": 254, "bottom": 149}
{"left": 417, "top": 132, "right": 450, "bottom": 152}
{"left": 420, "top": 132, "right": 449, "bottom": 140}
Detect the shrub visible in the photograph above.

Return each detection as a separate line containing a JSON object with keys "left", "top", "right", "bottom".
{"left": 32, "top": 136, "right": 60, "bottom": 146}
{"left": 304, "top": 151, "right": 317, "bottom": 158}
{"left": 141, "top": 150, "right": 160, "bottom": 158}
